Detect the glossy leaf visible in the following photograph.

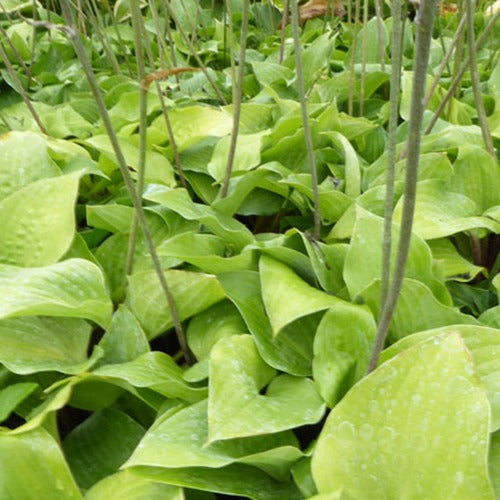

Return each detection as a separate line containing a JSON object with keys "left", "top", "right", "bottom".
{"left": 313, "top": 303, "right": 376, "bottom": 406}
{"left": 208, "top": 132, "right": 266, "bottom": 181}
{"left": 0, "top": 382, "right": 38, "bottom": 422}
{"left": 220, "top": 271, "right": 316, "bottom": 375}
{"left": 344, "top": 206, "right": 449, "bottom": 303}
{"left": 0, "top": 316, "right": 93, "bottom": 374}
{"left": 126, "top": 269, "right": 225, "bottom": 338}
{"left": 0, "top": 172, "right": 80, "bottom": 266}
{"left": 0, "top": 131, "right": 60, "bottom": 202}
{"left": 312, "top": 333, "right": 494, "bottom": 499}
{"left": 380, "top": 324, "right": 500, "bottom": 432}
{"left": 361, "top": 278, "right": 476, "bottom": 340}
{"left": 127, "top": 399, "right": 301, "bottom": 480}
{"left": 97, "top": 305, "right": 150, "bottom": 366}
{"left": 129, "top": 463, "right": 302, "bottom": 500}
{"left": 94, "top": 351, "right": 207, "bottom": 402}
{"left": 260, "top": 255, "right": 341, "bottom": 335}
{"left": 393, "top": 180, "right": 499, "bottom": 239}
{"left": 85, "top": 470, "right": 184, "bottom": 500}
{"left": 63, "top": 408, "right": 145, "bottom": 489}
{"left": 208, "top": 335, "right": 325, "bottom": 441}
{"left": 0, "top": 259, "right": 112, "bottom": 327}
{"left": 0, "top": 427, "right": 81, "bottom": 499}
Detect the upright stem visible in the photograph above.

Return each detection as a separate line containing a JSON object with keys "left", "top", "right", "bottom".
{"left": 374, "top": 0, "right": 386, "bottom": 72}
{"left": 380, "top": 0, "right": 404, "bottom": 312}
{"left": 359, "top": 0, "right": 369, "bottom": 115}
{"left": 125, "top": 0, "right": 149, "bottom": 276}
{"left": 225, "top": 0, "right": 237, "bottom": 103}
{"left": 60, "top": 0, "right": 193, "bottom": 365}
{"left": 290, "top": 0, "right": 321, "bottom": 239}
{"left": 220, "top": 0, "right": 250, "bottom": 198}
{"left": 0, "top": 42, "right": 47, "bottom": 134}
{"left": 279, "top": 0, "right": 289, "bottom": 64}
{"left": 348, "top": 0, "right": 361, "bottom": 115}
{"left": 424, "top": 9, "right": 500, "bottom": 135}
{"left": 367, "top": 0, "right": 438, "bottom": 373}
{"left": 464, "top": 0, "right": 495, "bottom": 157}
{"left": 423, "top": 13, "right": 466, "bottom": 110}
{"left": 166, "top": 2, "right": 227, "bottom": 104}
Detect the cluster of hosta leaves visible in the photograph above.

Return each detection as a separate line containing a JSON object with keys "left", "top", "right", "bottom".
{"left": 0, "top": 0, "right": 499, "bottom": 498}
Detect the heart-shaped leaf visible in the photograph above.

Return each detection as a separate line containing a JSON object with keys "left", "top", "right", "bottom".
{"left": 0, "top": 172, "right": 80, "bottom": 266}
{"left": 0, "top": 259, "right": 112, "bottom": 327}
{"left": 380, "top": 324, "right": 500, "bottom": 432}
{"left": 260, "top": 255, "right": 341, "bottom": 335}
{"left": 312, "top": 333, "right": 494, "bottom": 499}
{"left": 126, "top": 269, "right": 225, "bottom": 338}
{"left": 208, "top": 335, "right": 325, "bottom": 442}
{"left": 0, "top": 427, "right": 81, "bottom": 499}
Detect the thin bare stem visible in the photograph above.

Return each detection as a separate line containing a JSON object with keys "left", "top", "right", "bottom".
{"left": 84, "top": 0, "right": 122, "bottom": 74}
{"left": 166, "top": 2, "right": 227, "bottom": 104}
{"left": 225, "top": 0, "right": 237, "bottom": 103}
{"left": 290, "top": 0, "right": 321, "bottom": 239}
{"left": 464, "top": 0, "right": 495, "bottom": 157}
{"left": 125, "top": 0, "right": 149, "bottom": 277}
{"left": 423, "top": 13, "right": 466, "bottom": 110}
{"left": 279, "top": 0, "right": 289, "bottom": 64}
{"left": 162, "top": 0, "right": 180, "bottom": 83}
{"left": 0, "top": 42, "right": 47, "bottom": 134}
{"left": 367, "top": 0, "right": 438, "bottom": 373}
{"left": 348, "top": 0, "right": 361, "bottom": 115}
{"left": 424, "top": 9, "right": 500, "bottom": 135}
{"left": 374, "top": 0, "right": 386, "bottom": 72}
{"left": 140, "top": 29, "right": 188, "bottom": 189}
{"left": 59, "top": 0, "right": 193, "bottom": 365}
{"left": 380, "top": 0, "right": 404, "bottom": 312}
{"left": 359, "top": 0, "right": 369, "bottom": 115}
{"left": 220, "top": 0, "right": 250, "bottom": 198}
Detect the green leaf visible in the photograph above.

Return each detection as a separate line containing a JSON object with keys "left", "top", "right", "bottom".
{"left": 63, "top": 408, "right": 145, "bottom": 489}
{"left": 143, "top": 186, "right": 254, "bottom": 252}
{"left": 0, "top": 317, "right": 93, "bottom": 374}
{"left": 85, "top": 470, "right": 184, "bottom": 500}
{"left": 82, "top": 135, "right": 175, "bottom": 186}
{"left": 207, "top": 132, "right": 266, "bottom": 182}
{"left": 0, "top": 427, "right": 81, "bottom": 499}
{"left": 0, "top": 259, "right": 112, "bottom": 328}
{"left": 187, "top": 301, "right": 247, "bottom": 361}
{"left": 97, "top": 305, "right": 150, "bottom": 366}
{"left": 322, "top": 131, "right": 360, "bottom": 198}
{"left": 344, "top": 207, "right": 449, "bottom": 303}
{"left": 260, "top": 255, "right": 341, "bottom": 335}
{"left": 313, "top": 303, "right": 376, "bottom": 407}
{"left": 312, "top": 333, "right": 494, "bottom": 499}
{"left": 380, "top": 324, "right": 500, "bottom": 432}
{"left": 94, "top": 351, "right": 207, "bottom": 402}
{"left": 86, "top": 204, "right": 134, "bottom": 233}
{"left": 393, "top": 180, "right": 499, "bottom": 239}
{"left": 490, "top": 431, "right": 500, "bottom": 499}
{"left": 126, "top": 269, "right": 225, "bottom": 338}
{"left": 0, "top": 382, "right": 38, "bottom": 423}
{"left": 219, "top": 271, "right": 315, "bottom": 375}
{"left": 251, "top": 61, "right": 294, "bottom": 87}
{"left": 208, "top": 335, "right": 325, "bottom": 442}
{"left": 0, "top": 131, "right": 60, "bottom": 202}
{"left": 447, "top": 146, "right": 500, "bottom": 213}
{"left": 129, "top": 463, "right": 302, "bottom": 500}
{"left": 126, "top": 399, "right": 301, "bottom": 480}
{"left": 0, "top": 172, "right": 80, "bottom": 266}
{"left": 428, "top": 238, "right": 486, "bottom": 281}
{"left": 150, "top": 105, "right": 233, "bottom": 151}
{"left": 360, "top": 278, "right": 476, "bottom": 341}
